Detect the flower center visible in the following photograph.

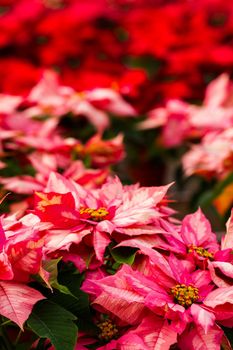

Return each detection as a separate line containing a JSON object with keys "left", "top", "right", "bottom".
{"left": 97, "top": 319, "right": 119, "bottom": 342}
{"left": 79, "top": 207, "right": 109, "bottom": 221}
{"left": 188, "top": 245, "right": 214, "bottom": 259}
{"left": 171, "top": 284, "right": 199, "bottom": 307}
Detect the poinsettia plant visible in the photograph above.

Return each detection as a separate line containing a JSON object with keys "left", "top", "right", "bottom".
{"left": 139, "top": 73, "right": 233, "bottom": 223}
{"left": 0, "top": 2, "right": 233, "bottom": 346}
{"left": 0, "top": 171, "right": 232, "bottom": 349}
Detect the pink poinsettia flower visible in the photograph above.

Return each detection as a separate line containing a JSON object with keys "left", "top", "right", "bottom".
{"left": 63, "top": 160, "right": 109, "bottom": 189}
{"left": 81, "top": 268, "right": 178, "bottom": 349}
{"left": 0, "top": 216, "right": 45, "bottom": 329}
{"left": 0, "top": 109, "right": 58, "bottom": 140}
{"left": 177, "top": 323, "right": 224, "bottom": 350}
{"left": 189, "top": 74, "right": 233, "bottom": 132}
{"left": 26, "top": 70, "right": 109, "bottom": 132}
{"left": 139, "top": 74, "right": 233, "bottom": 150}
{"left": 76, "top": 314, "right": 177, "bottom": 350}
{"left": 26, "top": 70, "right": 136, "bottom": 133}
{"left": 85, "top": 88, "right": 136, "bottom": 117}
{"left": 138, "top": 100, "right": 194, "bottom": 148}
{"left": 178, "top": 209, "right": 233, "bottom": 288}
{"left": 182, "top": 128, "right": 233, "bottom": 179}
{"left": 66, "top": 93, "right": 110, "bottom": 133}
{"left": 160, "top": 208, "right": 220, "bottom": 260}
{"left": 179, "top": 208, "right": 219, "bottom": 255}
{"left": 1, "top": 212, "right": 50, "bottom": 282}
{"left": 222, "top": 209, "right": 233, "bottom": 251}
{"left": 15, "top": 128, "right": 77, "bottom": 156}
{"left": 137, "top": 208, "right": 233, "bottom": 288}
{"left": 203, "top": 73, "right": 233, "bottom": 108}
{"left": 67, "top": 88, "right": 136, "bottom": 132}
{"left": 80, "top": 266, "right": 177, "bottom": 350}
{"left": 84, "top": 252, "right": 233, "bottom": 349}
{"left": 117, "top": 208, "right": 218, "bottom": 261}
{"left": 0, "top": 174, "right": 46, "bottom": 195}
{"left": 0, "top": 94, "right": 22, "bottom": 114}
{"left": 107, "top": 314, "right": 177, "bottom": 350}
{"left": 33, "top": 172, "right": 172, "bottom": 265}
{"left": 27, "top": 70, "right": 74, "bottom": 117}
{"left": 0, "top": 113, "right": 42, "bottom": 153}
{"left": 207, "top": 210, "right": 233, "bottom": 288}
{"left": 0, "top": 153, "right": 109, "bottom": 196}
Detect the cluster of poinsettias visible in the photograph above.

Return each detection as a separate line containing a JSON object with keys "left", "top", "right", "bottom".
{"left": 139, "top": 73, "right": 233, "bottom": 215}
{"left": 0, "top": 70, "right": 136, "bottom": 209}
{"left": 0, "top": 172, "right": 232, "bottom": 349}
{"left": 2, "top": 0, "right": 233, "bottom": 111}
{"left": 140, "top": 73, "right": 233, "bottom": 180}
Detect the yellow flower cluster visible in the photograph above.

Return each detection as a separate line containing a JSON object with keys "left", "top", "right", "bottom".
{"left": 97, "top": 319, "right": 119, "bottom": 342}
{"left": 171, "top": 284, "right": 199, "bottom": 307}
{"left": 188, "top": 245, "right": 214, "bottom": 259}
{"left": 79, "top": 207, "right": 109, "bottom": 221}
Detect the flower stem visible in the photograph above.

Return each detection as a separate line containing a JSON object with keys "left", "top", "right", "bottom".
{"left": 14, "top": 329, "right": 22, "bottom": 346}
{"left": 0, "top": 320, "right": 12, "bottom": 327}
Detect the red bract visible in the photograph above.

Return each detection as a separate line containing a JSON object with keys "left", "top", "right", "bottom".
{"left": 123, "top": 7, "right": 177, "bottom": 57}
{"left": 0, "top": 59, "right": 42, "bottom": 95}
{"left": 0, "top": 0, "right": 233, "bottom": 108}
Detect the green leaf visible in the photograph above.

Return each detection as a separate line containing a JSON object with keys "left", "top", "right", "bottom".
{"left": 58, "top": 268, "right": 84, "bottom": 292}
{"left": 42, "top": 259, "right": 73, "bottom": 296}
{"left": 15, "top": 343, "right": 37, "bottom": 350}
{"left": 124, "top": 55, "right": 162, "bottom": 77}
{"left": 110, "top": 246, "right": 137, "bottom": 265}
{"left": 50, "top": 289, "right": 95, "bottom": 333}
{"left": 27, "top": 300, "right": 78, "bottom": 350}
{"left": 52, "top": 282, "right": 72, "bottom": 295}
{"left": 52, "top": 271, "right": 94, "bottom": 333}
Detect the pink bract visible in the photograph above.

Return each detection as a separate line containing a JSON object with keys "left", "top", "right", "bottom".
{"left": 0, "top": 214, "right": 45, "bottom": 328}
{"left": 182, "top": 129, "right": 233, "bottom": 179}
{"left": 32, "top": 172, "right": 172, "bottom": 265}
{"left": 83, "top": 252, "right": 233, "bottom": 349}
